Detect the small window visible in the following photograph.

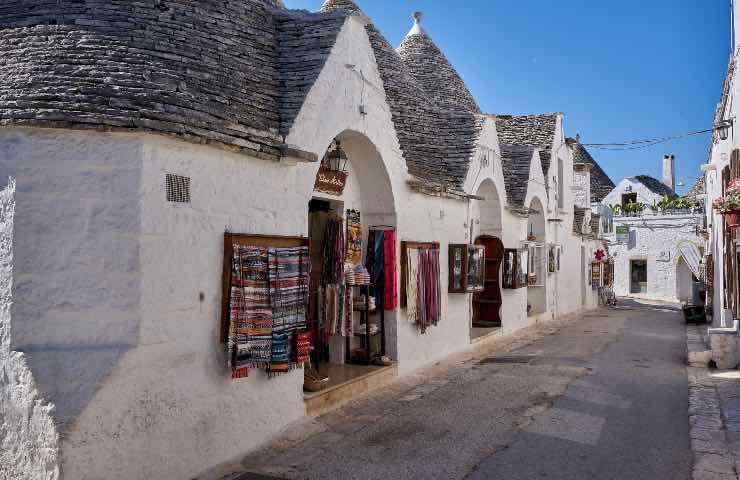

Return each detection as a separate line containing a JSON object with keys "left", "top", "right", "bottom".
{"left": 166, "top": 174, "right": 191, "bottom": 203}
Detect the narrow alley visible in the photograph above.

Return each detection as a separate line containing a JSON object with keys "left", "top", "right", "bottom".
{"left": 207, "top": 300, "right": 691, "bottom": 480}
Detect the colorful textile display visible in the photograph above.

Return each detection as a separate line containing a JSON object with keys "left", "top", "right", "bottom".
{"left": 229, "top": 245, "right": 272, "bottom": 379}
{"left": 406, "top": 248, "right": 419, "bottom": 324}
{"left": 345, "top": 209, "right": 362, "bottom": 266}
{"left": 383, "top": 230, "right": 398, "bottom": 310}
{"left": 227, "top": 243, "right": 311, "bottom": 379}
{"left": 269, "top": 247, "right": 310, "bottom": 334}
{"left": 404, "top": 246, "right": 440, "bottom": 333}
{"left": 417, "top": 248, "right": 441, "bottom": 333}
{"left": 294, "top": 331, "right": 312, "bottom": 365}
{"left": 322, "top": 217, "right": 345, "bottom": 285}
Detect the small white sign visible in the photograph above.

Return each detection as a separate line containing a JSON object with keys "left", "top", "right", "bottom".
{"left": 656, "top": 251, "right": 671, "bottom": 262}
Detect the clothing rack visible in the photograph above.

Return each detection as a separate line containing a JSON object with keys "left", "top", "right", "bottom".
{"left": 400, "top": 241, "right": 440, "bottom": 308}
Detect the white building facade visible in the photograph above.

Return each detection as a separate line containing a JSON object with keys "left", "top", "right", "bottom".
{"left": 0, "top": 1, "right": 608, "bottom": 479}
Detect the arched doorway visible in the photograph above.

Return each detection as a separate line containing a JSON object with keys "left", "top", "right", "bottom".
{"left": 306, "top": 130, "right": 397, "bottom": 388}
{"left": 527, "top": 196, "right": 547, "bottom": 315}
{"left": 470, "top": 179, "right": 504, "bottom": 336}
{"left": 676, "top": 256, "right": 694, "bottom": 303}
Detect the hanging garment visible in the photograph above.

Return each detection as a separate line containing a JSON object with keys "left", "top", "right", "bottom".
{"left": 416, "top": 248, "right": 441, "bottom": 334}
{"left": 325, "top": 285, "right": 339, "bottom": 336}
{"left": 268, "top": 246, "right": 310, "bottom": 334}
{"left": 406, "top": 247, "right": 419, "bottom": 324}
{"left": 321, "top": 217, "right": 345, "bottom": 285}
{"left": 269, "top": 331, "right": 290, "bottom": 376}
{"left": 228, "top": 245, "right": 273, "bottom": 378}
{"left": 383, "top": 230, "right": 398, "bottom": 310}
{"left": 341, "top": 285, "right": 354, "bottom": 337}
{"left": 294, "top": 331, "right": 312, "bottom": 365}
{"left": 366, "top": 230, "right": 376, "bottom": 280}
{"left": 372, "top": 230, "right": 385, "bottom": 284}
{"left": 345, "top": 209, "right": 363, "bottom": 266}
{"left": 337, "top": 283, "right": 346, "bottom": 335}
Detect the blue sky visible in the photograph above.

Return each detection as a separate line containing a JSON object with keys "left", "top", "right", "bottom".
{"left": 285, "top": 0, "right": 730, "bottom": 195}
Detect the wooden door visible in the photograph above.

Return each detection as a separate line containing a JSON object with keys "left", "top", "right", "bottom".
{"left": 473, "top": 236, "right": 504, "bottom": 328}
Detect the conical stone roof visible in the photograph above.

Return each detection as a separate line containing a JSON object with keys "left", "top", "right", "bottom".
{"left": 320, "top": 0, "right": 483, "bottom": 189}
{"left": 397, "top": 12, "right": 479, "bottom": 114}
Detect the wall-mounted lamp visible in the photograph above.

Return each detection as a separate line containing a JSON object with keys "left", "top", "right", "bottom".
{"left": 717, "top": 119, "right": 733, "bottom": 141}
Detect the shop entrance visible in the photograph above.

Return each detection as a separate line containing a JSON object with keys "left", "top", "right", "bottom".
{"left": 472, "top": 236, "right": 503, "bottom": 329}
{"left": 631, "top": 259, "right": 648, "bottom": 294}
{"left": 304, "top": 132, "right": 397, "bottom": 395}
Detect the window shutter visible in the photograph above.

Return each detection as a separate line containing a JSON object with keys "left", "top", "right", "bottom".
{"left": 732, "top": 150, "right": 740, "bottom": 178}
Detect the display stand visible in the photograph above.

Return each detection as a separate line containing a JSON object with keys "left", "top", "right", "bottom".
{"left": 220, "top": 232, "right": 309, "bottom": 343}
{"left": 347, "top": 283, "right": 386, "bottom": 365}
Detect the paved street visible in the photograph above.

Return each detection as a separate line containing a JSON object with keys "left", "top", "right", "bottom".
{"left": 212, "top": 300, "right": 691, "bottom": 480}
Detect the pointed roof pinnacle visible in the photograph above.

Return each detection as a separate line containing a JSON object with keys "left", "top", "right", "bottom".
{"left": 407, "top": 11, "right": 425, "bottom": 37}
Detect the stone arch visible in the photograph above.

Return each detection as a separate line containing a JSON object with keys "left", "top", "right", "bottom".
{"left": 676, "top": 255, "right": 694, "bottom": 303}
{"left": 471, "top": 178, "right": 503, "bottom": 240}
{"left": 307, "top": 129, "right": 399, "bottom": 359}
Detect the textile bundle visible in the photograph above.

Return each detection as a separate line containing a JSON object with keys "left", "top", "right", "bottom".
{"left": 322, "top": 217, "right": 345, "bottom": 285}
{"left": 345, "top": 209, "right": 362, "bottom": 266}
{"left": 227, "top": 244, "right": 311, "bottom": 379}
{"left": 405, "top": 246, "right": 441, "bottom": 333}
{"left": 294, "top": 331, "right": 311, "bottom": 365}
{"left": 366, "top": 228, "right": 398, "bottom": 311}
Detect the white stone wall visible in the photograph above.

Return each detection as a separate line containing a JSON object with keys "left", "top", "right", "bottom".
{"left": 572, "top": 168, "right": 591, "bottom": 209}
{"left": 602, "top": 178, "right": 666, "bottom": 210}
{"left": 606, "top": 214, "right": 702, "bottom": 302}
{"left": 0, "top": 180, "right": 60, "bottom": 480}
{"left": 0, "top": 15, "right": 604, "bottom": 480}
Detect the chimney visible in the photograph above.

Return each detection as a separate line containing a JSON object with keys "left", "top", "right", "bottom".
{"left": 662, "top": 154, "right": 675, "bottom": 191}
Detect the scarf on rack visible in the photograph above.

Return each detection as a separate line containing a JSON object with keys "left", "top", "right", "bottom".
{"left": 406, "top": 247, "right": 419, "bottom": 325}
{"left": 345, "top": 209, "right": 362, "bottom": 266}
{"left": 383, "top": 230, "right": 398, "bottom": 310}
{"left": 322, "top": 217, "right": 345, "bottom": 285}
{"left": 228, "top": 245, "right": 272, "bottom": 378}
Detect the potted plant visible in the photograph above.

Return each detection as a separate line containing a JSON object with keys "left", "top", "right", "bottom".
{"left": 712, "top": 187, "right": 740, "bottom": 226}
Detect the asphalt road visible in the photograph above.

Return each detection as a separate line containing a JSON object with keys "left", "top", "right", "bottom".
{"left": 215, "top": 299, "right": 691, "bottom": 480}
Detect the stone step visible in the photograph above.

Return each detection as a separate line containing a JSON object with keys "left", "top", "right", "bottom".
{"left": 303, "top": 364, "right": 398, "bottom": 417}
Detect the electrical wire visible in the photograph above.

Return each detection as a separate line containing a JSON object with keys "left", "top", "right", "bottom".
{"left": 582, "top": 128, "right": 714, "bottom": 151}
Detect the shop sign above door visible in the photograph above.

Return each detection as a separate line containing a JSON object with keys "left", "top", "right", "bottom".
{"left": 314, "top": 165, "right": 347, "bottom": 196}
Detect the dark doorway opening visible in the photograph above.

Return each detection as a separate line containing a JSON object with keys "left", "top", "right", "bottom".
{"left": 630, "top": 259, "right": 648, "bottom": 294}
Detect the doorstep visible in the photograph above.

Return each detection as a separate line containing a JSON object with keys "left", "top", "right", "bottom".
{"left": 471, "top": 326, "right": 502, "bottom": 345}
{"left": 303, "top": 363, "right": 398, "bottom": 417}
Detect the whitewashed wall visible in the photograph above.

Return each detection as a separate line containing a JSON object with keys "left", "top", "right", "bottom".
{"left": 0, "top": 180, "right": 60, "bottom": 480}
{"left": 602, "top": 178, "right": 666, "bottom": 209}
{"left": 606, "top": 214, "right": 702, "bottom": 302}
{"left": 0, "top": 15, "right": 603, "bottom": 480}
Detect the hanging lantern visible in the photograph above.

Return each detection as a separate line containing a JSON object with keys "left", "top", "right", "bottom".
{"left": 322, "top": 139, "right": 349, "bottom": 172}
{"left": 314, "top": 139, "right": 349, "bottom": 196}
{"left": 717, "top": 120, "right": 733, "bottom": 141}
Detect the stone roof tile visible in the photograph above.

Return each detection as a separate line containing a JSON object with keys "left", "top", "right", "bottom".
{"left": 495, "top": 114, "right": 558, "bottom": 178}
{"left": 500, "top": 144, "right": 535, "bottom": 208}
{"left": 321, "top": 0, "right": 483, "bottom": 188}
{"left": 566, "top": 138, "right": 615, "bottom": 202}
{"left": 397, "top": 13, "right": 479, "bottom": 114}
{"left": 633, "top": 175, "right": 677, "bottom": 198}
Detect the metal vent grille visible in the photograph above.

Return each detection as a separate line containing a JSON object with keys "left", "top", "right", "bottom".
{"left": 166, "top": 174, "right": 190, "bottom": 203}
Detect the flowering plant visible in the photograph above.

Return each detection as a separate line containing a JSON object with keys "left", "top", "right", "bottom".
{"left": 728, "top": 178, "right": 740, "bottom": 193}
{"left": 712, "top": 190, "right": 740, "bottom": 213}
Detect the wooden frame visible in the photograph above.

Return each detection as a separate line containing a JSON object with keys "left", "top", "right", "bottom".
{"left": 400, "top": 241, "right": 440, "bottom": 308}
{"left": 448, "top": 244, "right": 485, "bottom": 293}
{"left": 220, "top": 232, "right": 309, "bottom": 343}
{"left": 503, "top": 248, "right": 527, "bottom": 289}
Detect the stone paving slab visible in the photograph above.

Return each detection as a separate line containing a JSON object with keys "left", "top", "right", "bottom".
{"left": 687, "top": 327, "right": 740, "bottom": 480}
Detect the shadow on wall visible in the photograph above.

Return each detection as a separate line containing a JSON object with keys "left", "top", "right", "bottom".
{"left": 0, "top": 179, "right": 61, "bottom": 479}
{"left": 1, "top": 129, "right": 142, "bottom": 432}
